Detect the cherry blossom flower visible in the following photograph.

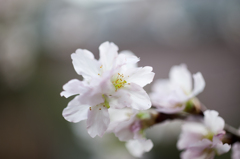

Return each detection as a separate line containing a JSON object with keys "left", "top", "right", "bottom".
{"left": 108, "top": 108, "right": 155, "bottom": 157}
{"left": 61, "top": 42, "right": 154, "bottom": 137}
{"left": 109, "top": 109, "right": 156, "bottom": 141}
{"left": 62, "top": 72, "right": 113, "bottom": 137}
{"left": 177, "top": 110, "right": 231, "bottom": 159}
{"left": 150, "top": 64, "right": 205, "bottom": 114}
{"left": 232, "top": 142, "right": 240, "bottom": 159}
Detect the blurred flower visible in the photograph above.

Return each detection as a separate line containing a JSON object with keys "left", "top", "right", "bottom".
{"left": 126, "top": 139, "right": 153, "bottom": 158}
{"left": 0, "top": 24, "right": 38, "bottom": 89}
{"left": 112, "top": 110, "right": 151, "bottom": 141}
{"left": 232, "top": 142, "right": 240, "bottom": 159}
{"left": 71, "top": 122, "right": 135, "bottom": 159}
{"left": 150, "top": 64, "right": 205, "bottom": 114}
{"left": 108, "top": 108, "right": 156, "bottom": 157}
{"left": 177, "top": 110, "right": 231, "bottom": 159}
{"left": 61, "top": 42, "right": 154, "bottom": 137}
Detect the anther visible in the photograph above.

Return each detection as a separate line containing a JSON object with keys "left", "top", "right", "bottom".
{"left": 89, "top": 107, "right": 92, "bottom": 110}
{"left": 99, "top": 108, "right": 101, "bottom": 110}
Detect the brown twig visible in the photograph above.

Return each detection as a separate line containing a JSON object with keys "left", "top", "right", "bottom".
{"left": 150, "top": 103, "right": 240, "bottom": 145}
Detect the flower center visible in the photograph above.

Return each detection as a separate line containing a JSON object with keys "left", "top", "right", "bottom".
{"left": 204, "top": 132, "right": 215, "bottom": 141}
{"left": 112, "top": 73, "right": 128, "bottom": 91}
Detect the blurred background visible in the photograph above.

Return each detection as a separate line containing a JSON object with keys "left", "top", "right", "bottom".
{"left": 0, "top": 0, "right": 240, "bottom": 158}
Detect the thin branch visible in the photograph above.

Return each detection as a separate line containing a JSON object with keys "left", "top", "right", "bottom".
{"left": 150, "top": 103, "right": 240, "bottom": 144}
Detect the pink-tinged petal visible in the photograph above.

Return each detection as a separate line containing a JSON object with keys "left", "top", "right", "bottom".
{"left": 71, "top": 49, "right": 100, "bottom": 80}
{"left": 109, "top": 108, "right": 133, "bottom": 123}
{"left": 190, "top": 139, "right": 212, "bottom": 149}
{"left": 116, "top": 50, "right": 139, "bottom": 68}
{"left": 169, "top": 64, "right": 192, "bottom": 94}
{"left": 232, "top": 142, "right": 240, "bottom": 159}
{"left": 125, "top": 139, "right": 153, "bottom": 158}
{"left": 151, "top": 86, "right": 188, "bottom": 113}
{"left": 125, "top": 66, "right": 155, "bottom": 87}
{"left": 107, "top": 108, "right": 135, "bottom": 132}
{"left": 204, "top": 110, "right": 225, "bottom": 134}
{"left": 181, "top": 139, "right": 215, "bottom": 159}
{"left": 177, "top": 123, "right": 208, "bottom": 150}
{"left": 151, "top": 79, "right": 172, "bottom": 93}
{"left": 114, "top": 115, "right": 136, "bottom": 141}
{"left": 192, "top": 72, "right": 205, "bottom": 96}
{"left": 108, "top": 89, "right": 132, "bottom": 109}
{"left": 212, "top": 136, "right": 231, "bottom": 155}
{"left": 181, "top": 149, "right": 215, "bottom": 159}
{"left": 60, "top": 79, "right": 89, "bottom": 98}
{"left": 99, "top": 41, "right": 118, "bottom": 71}
{"left": 97, "top": 69, "right": 116, "bottom": 94}
{"left": 123, "top": 83, "right": 151, "bottom": 110}
{"left": 62, "top": 96, "right": 89, "bottom": 123}
{"left": 78, "top": 72, "right": 114, "bottom": 106}
{"left": 87, "top": 105, "right": 110, "bottom": 138}
{"left": 78, "top": 87, "right": 104, "bottom": 106}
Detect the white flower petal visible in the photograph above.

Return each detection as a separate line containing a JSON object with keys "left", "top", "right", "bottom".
{"left": 62, "top": 96, "right": 89, "bottom": 123}
{"left": 108, "top": 88, "right": 132, "bottom": 109}
{"left": 60, "top": 79, "right": 89, "bottom": 98}
{"left": 99, "top": 41, "right": 119, "bottom": 71}
{"left": 126, "top": 139, "right": 153, "bottom": 158}
{"left": 192, "top": 72, "right": 206, "bottom": 96}
{"left": 123, "top": 83, "right": 151, "bottom": 110}
{"left": 116, "top": 50, "right": 139, "bottom": 68}
{"left": 180, "top": 148, "right": 215, "bottom": 159}
{"left": 107, "top": 108, "right": 133, "bottom": 132}
{"left": 125, "top": 66, "right": 155, "bottom": 87}
{"left": 212, "top": 136, "right": 231, "bottom": 155}
{"left": 151, "top": 81, "right": 188, "bottom": 113}
{"left": 151, "top": 79, "right": 172, "bottom": 93}
{"left": 71, "top": 49, "right": 100, "bottom": 80}
{"left": 204, "top": 110, "right": 225, "bottom": 134}
{"left": 78, "top": 72, "right": 114, "bottom": 106}
{"left": 190, "top": 139, "right": 212, "bottom": 149}
{"left": 97, "top": 70, "right": 116, "bottom": 94}
{"left": 87, "top": 105, "right": 110, "bottom": 138}
{"left": 215, "top": 143, "right": 231, "bottom": 155}
{"left": 177, "top": 122, "right": 208, "bottom": 150}
{"left": 114, "top": 115, "right": 136, "bottom": 141}
{"left": 78, "top": 86, "right": 104, "bottom": 106}
{"left": 169, "top": 64, "right": 192, "bottom": 94}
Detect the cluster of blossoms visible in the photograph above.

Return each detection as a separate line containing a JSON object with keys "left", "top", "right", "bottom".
{"left": 61, "top": 42, "right": 238, "bottom": 158}
{"left": 178, "top": 110, "right": 230, "bottom": 159}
